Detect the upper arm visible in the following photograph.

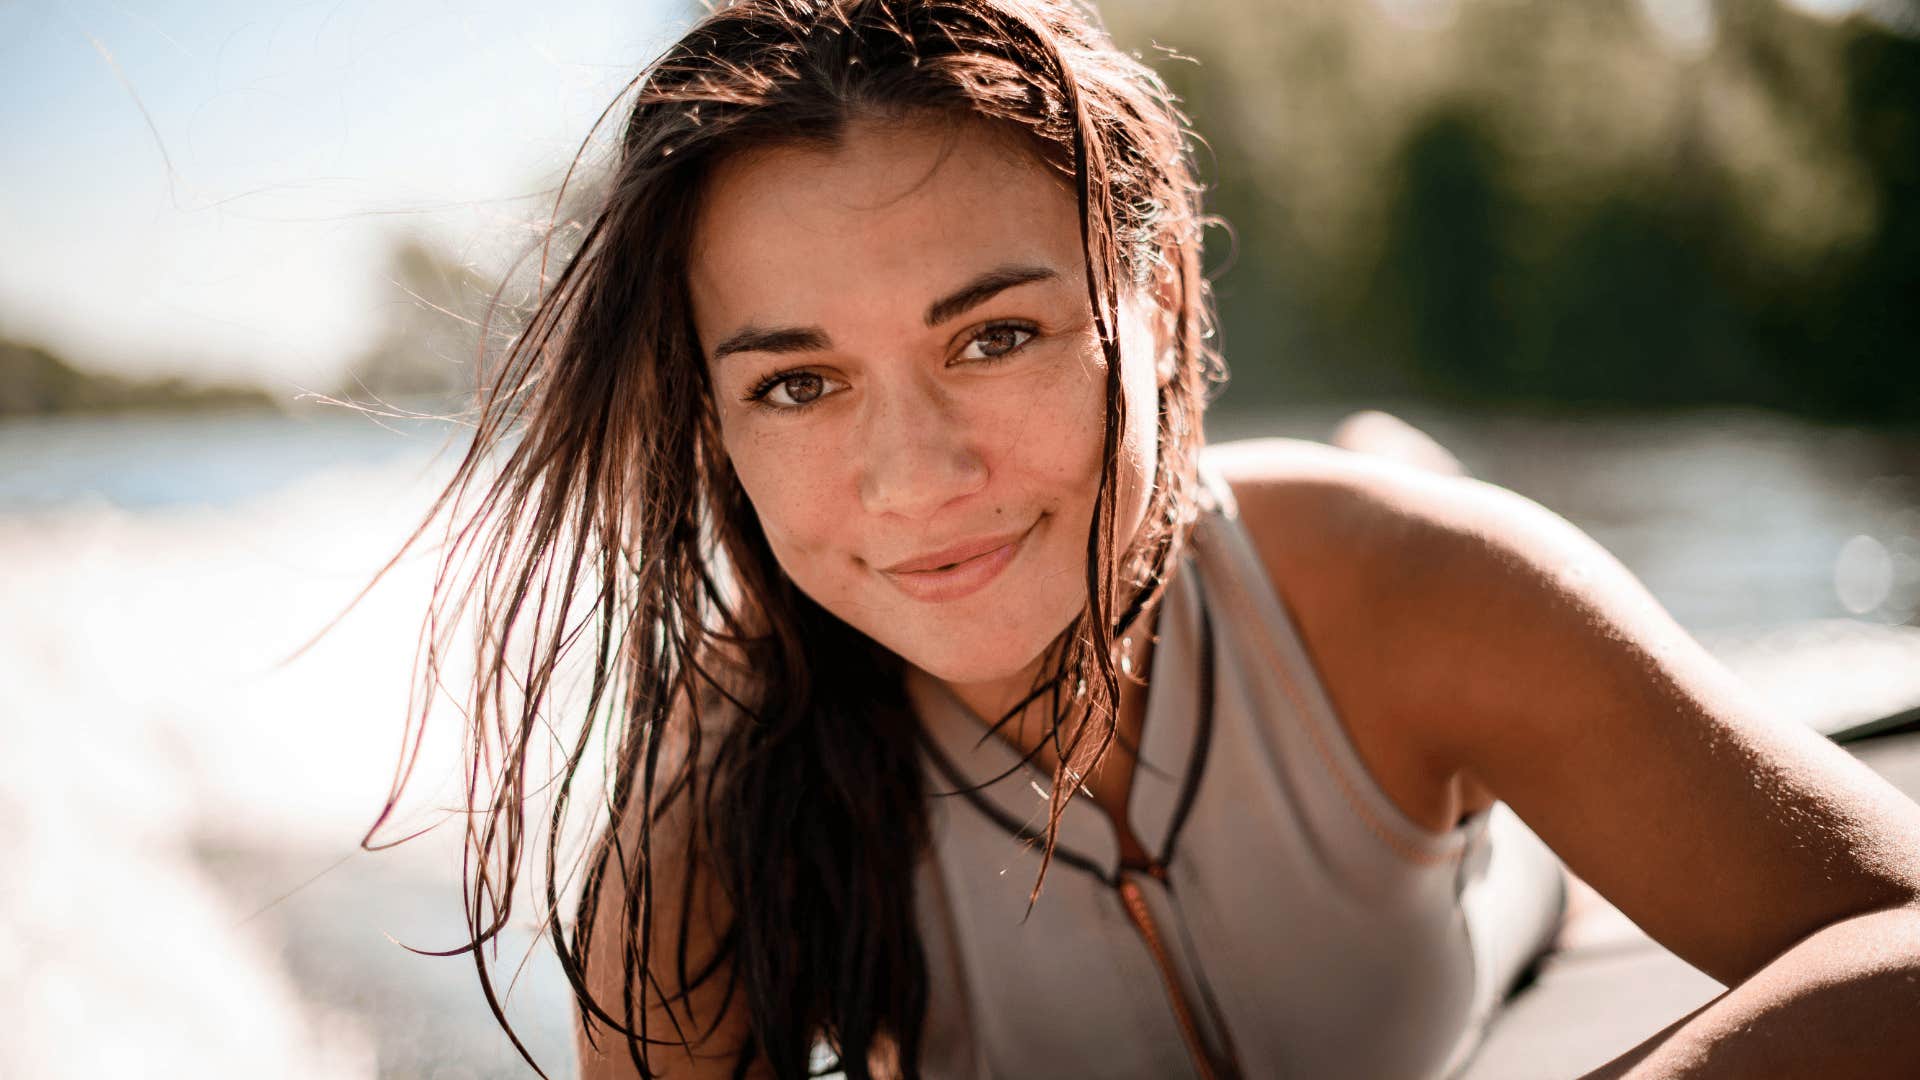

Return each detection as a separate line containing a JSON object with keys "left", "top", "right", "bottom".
{"left": 1373, "top": 463, "right": 1920, "bottom": 985}
{"left": 1209, "top": 436, "right": 1920, "bottom": 986}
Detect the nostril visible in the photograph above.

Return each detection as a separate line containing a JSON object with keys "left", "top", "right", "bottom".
{"left": 861, "top": 451, "right": 989, "bottom": 518}
{"left": 856, "top": 388, "right": 990, "bottom": 518}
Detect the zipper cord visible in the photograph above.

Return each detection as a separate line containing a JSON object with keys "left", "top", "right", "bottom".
{"left": 1116, "top": 872, "right": 1240, "bottom": 1080}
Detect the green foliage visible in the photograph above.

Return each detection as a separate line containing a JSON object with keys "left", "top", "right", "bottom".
{"left": 1104, "top": 0, "right": 1920, "bottom": 422}
{"left": 0, "top": 337, "right": 274, "bottom": 417}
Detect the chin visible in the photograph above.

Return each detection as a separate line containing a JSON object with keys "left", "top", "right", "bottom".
{"left": 908, "top": 651, "right": 1026, "bottom": 690}
{"left": 894, "top": 619, "right": 1071, "bottom": 691}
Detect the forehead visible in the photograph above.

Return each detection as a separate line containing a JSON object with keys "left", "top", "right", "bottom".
{"left": 686, "top": 117, "right": 1084, "bottom": 343}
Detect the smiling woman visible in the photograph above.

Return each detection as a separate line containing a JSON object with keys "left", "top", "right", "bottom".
{"left": 366, "top": 2, "right": 1920, "bottom": 1079}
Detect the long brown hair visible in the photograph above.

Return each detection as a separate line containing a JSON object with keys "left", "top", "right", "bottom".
{"left": 367, "top": 1, "right": 1221, "bottom": 1076}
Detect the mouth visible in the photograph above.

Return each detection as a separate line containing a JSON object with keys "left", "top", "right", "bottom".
{"left": 879, "top": 518, "right": 1040, "bottom": 602}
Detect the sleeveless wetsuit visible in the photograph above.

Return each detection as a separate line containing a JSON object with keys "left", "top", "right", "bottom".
{"left": 907, "top": 454, "right": 1568, "bottom": 1079}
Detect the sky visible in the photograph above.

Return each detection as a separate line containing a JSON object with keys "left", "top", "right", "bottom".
{"left": 0, "top": 0, "right": 1887, "bottom": 393}
{"left": 0, "top": 0, "right": 690, "bottom": 392}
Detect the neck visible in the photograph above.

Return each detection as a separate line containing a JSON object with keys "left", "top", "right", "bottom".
{"left": 909, "top": 599, "right": 1164, "bottom": 794}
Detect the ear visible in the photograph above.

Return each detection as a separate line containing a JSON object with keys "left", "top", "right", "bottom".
{"left": 1152, "top": 320, "right": 1177, "bottom": 389}
{"left": 1146, "top": 266, "right": 1179, "bottom": 390}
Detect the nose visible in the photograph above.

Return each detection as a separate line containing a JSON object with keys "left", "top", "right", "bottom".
{"left": 856, "top": 374, "right": 988, "bottom": 520}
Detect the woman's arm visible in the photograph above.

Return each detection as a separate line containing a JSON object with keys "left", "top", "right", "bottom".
{"left": 1400, "top": 467, "right": 1920, "bottom": 1075}
{"left": 1224, "top": 435, "right": 1920, "bottom": 1076}
{"left": 1578, "top": 903, "right": 1920, "bottom": 1078}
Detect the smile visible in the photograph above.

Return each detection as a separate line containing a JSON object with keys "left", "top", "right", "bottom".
{"left": 878, "top": 519, "right": 1039, "bottom": 603}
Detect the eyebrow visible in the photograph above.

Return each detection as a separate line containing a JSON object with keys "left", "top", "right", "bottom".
{"left": 708, "top": 263, "right": 1059, "bottom": 364}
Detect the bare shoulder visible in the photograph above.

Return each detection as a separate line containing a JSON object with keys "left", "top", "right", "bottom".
{"left": 1205, "top": 437, "right": 1920, "bottom": 991}
{"left": 1202, "top": 436, "right": 1583, "bottom": 828}
{"left": 1205, "top": 434, "right": 1540, "bottom": 552}
{"left": 1210, "top": 435, "right": 1719, "bottom": 738}
{"left": 1203, "top": 435, "right": 1579, "bottom": 614}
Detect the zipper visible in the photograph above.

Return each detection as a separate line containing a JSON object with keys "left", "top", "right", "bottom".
{"left": 917, "top": 558, "right": 1237, "bottom": 1074}
{"left": 1116, "top": 867, "right": 1243, "bottom": 1080}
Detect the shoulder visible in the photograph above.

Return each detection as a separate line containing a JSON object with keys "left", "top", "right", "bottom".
{"left": 1201, "top": 436, "right": 1624, "bottom": 823}
{"left": 1203, "top": 436, "right": 1563, "bottom": 633}
{"left": 1203, "top": 435, "right": 1592, "bottom": 621}
{"left": 1202, "top": 440, "right": 1920, "bottom": 989}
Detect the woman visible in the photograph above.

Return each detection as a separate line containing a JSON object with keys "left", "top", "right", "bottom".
{"left": 380, "top": 1, "right": 1920, "bottom": 1077}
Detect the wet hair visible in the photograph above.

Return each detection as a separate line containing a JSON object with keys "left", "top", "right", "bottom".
{"left": 370, "top": 1, "right": 1221, "bottom": 1076}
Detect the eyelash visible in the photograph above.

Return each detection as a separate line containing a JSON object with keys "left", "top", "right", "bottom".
{"left": 742, "top": 370, "right": 837, "bottom": 413}
{"left": 741, "top": 320, "right": 1041, "bottom": 414}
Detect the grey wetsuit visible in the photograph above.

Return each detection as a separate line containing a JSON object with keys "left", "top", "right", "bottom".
{"left": 908, "top": 454, "right": 1568, "bottom": 1079}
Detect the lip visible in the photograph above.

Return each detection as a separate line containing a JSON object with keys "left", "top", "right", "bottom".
{"left": 879, "top": 519, "right": 1038, "bottom": 603}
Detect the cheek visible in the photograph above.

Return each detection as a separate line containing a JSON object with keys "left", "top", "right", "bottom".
{"left": 1037, "top": 335, "right": 1158, "bottom": 538}
{"left": 1013, "top": 345, "right": 1110, "bottom": 489}
{"left": 726, "top": 427, "right": 850, "bottom": 570}
{"left": 713, "top": 340, "right": 1121, "bottom": 678}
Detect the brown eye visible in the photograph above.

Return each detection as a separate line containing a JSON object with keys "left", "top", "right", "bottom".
{"left": 781, "top": 373, "right": 824, "bottom": 404}
{"left": 958, "top": 322, "right": 1037, "bottom": 363}
{"left": 748, "top": 369, "right": 846, "bottom": 410}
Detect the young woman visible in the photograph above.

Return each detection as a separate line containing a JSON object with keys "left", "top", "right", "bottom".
{"left": 384, "top": 1, "right": 1920, "bottom": 1077}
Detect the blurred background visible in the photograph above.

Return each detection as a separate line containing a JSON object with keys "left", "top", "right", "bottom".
{"left": 2, "top": 0, "right": 1918, "bottom": 1077}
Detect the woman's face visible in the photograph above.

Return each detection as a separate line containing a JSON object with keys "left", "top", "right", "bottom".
{"left": 688, "top": 116, "right": 1166, "bottom": 692}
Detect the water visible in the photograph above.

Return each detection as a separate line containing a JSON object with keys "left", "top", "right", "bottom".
{"left": 11, "top": 402, "right": 1917, "bottom": 629}
{"left": 0, "top": 404, "right": 577, "bottom": 1080}
{"left": 0, "top": 406, "right": 459, "bottom": 511}
{"left": 2, "top": 401, "right": 1917, "bottom": 1079}
{"left": 1209, "top": 403, "right": 1920, "bottom": 631}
